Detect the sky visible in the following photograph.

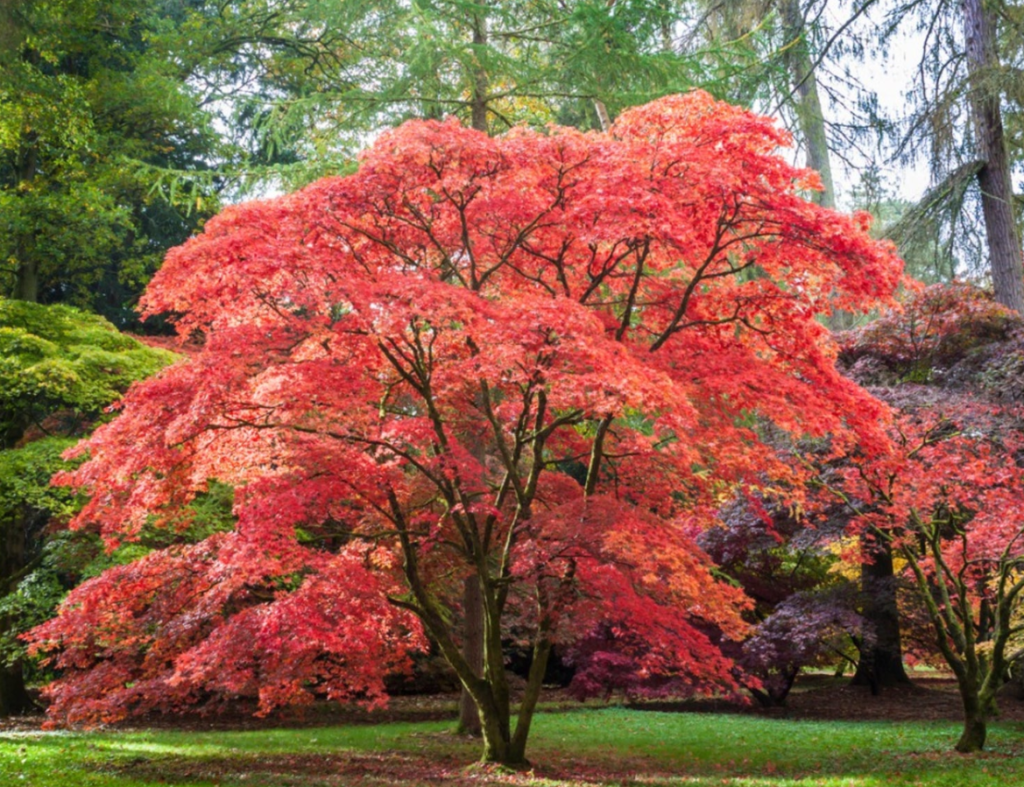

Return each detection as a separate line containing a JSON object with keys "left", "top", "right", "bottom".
{"left": 818, "top": 3, "right": 933, "bottom": 209}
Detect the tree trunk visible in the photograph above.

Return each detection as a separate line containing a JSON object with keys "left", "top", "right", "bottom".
{"left": 12, "top": 119, "right": 39, "bottom": 302}
{"left": 458, "top": 576, "right": 484, "bottom": 735}
{"left": 777, "top": 0, "right": 857, "bottom": 330}
{"left": 12, "top": 259, "right": 38, "bottom": 303}
{"left": 0, "top": 507, "right": 33, "bottom": 715}
{"left": 469, "top": 1, "right": 489, "bottom": 135}
{"left": 507, "top": 634, "right": 552, "bottom": 764}
{"left": 955, "top": 685, "right": 988, "bottom": 752}
{"left": 478, "top": 703, "right": 512, "bottom": 762}
{"left": 779, "top": 0, "right": 836, "bottom": 210}
{"left": 956, "top": 714, "right": 987, "bottom": 753}
{"left": 962, "top": 0, "right": 1024, "bottom": 313}
{"left": 852, "top": 536, "right": 911, "bottom": 690}
{"left": 0, "top": 662, "right": 33, "bottom": 716}
{"left": 749, "top": 665, "right": 800, "bottom": 707}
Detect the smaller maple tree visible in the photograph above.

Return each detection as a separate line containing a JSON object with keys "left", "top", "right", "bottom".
{"left": 30, "top": 92, "right": 901, "bottom": 764}
{"left": 700, "top": 497, "right": 866, "bottom": 706}
{"left": 840, "top": 281, "right": 1018, "bottom": 380}
{"left": 820, "top": 395, "right": 1024, "bottom": 752}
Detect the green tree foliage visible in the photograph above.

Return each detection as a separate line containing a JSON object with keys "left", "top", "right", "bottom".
{"left": 0, "top": 298, "right": 174, "bottom": 713}
{"left": 0, "top": 0, "right": 221, "bottom": 324}
{"left": 192, "top": 0, "right": 777, "bottom": 180}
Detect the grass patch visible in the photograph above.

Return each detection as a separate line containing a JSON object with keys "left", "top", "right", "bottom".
{"left": 2, "top": 708, "right": 1022, "bottom": 786}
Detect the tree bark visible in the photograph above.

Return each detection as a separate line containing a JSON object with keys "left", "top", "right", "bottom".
{"left": 469, "top": 1, "right": 489, "bottom": 135}
{"left": 955, "top": 683, "right": 988, "bottom": 752}
{"left": 12, "top": 256, "right": 38, "bottom": 302}
{"left": 779, "top": 0, "right": 836, "bottom": 210}
{"left": 458, "top": 576, "right": 484, "bottom": 735}
{"left": 962, "top": 0, "right": 1024, "bottom": 313}
{"left": 852, "top": 536, "right": 911, "bottom": 690}
{"left": 0, "top": 662, "right": 33, "bottom": 716}
{"left": 777, "top": 0, "right": 857, "bottom": 329}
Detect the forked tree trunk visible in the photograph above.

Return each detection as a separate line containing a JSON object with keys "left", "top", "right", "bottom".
{"left": 962, "top": 0, "right": 1024, "bottom": 313}
{"left": 474, "top": 629, "right": 552, "bottom": 764}
{"left": 441, "top": 564, "right": 555, "bottom": 764}
{"left": 852, "top": 536, "right": 911, "bottom": 690}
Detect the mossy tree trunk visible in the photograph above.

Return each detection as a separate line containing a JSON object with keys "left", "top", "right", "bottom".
{"left": 778, "top": 0, "right": 836, "bottom": 211}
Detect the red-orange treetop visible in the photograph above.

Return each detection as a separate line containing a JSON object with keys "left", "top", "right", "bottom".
{"left": 32, "top": 92, "right": 902, "bottom": 741}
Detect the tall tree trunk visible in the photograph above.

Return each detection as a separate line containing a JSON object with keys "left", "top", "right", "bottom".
{"left": 469, "top": 1, "right": 489, "bottom": 135}
{"left": 591, "top": 0, "right": 619, "bottom": 131}
{"left": 457, "top": 1, "right": 489, "bottom": 737}
{"left": 779, "top": 0, "right": 836, "bottom": 210}
{"left": 778, "top": 0, "right": 856, "bottom": 330}
{"left": 12, "top": 255, "right": 39, "bottom": 302}
{"left": 962, "top": 0, "right": 1024, "bottom": 313}
{"left": 852, "top": 536, "right": 911, "bottom": 690}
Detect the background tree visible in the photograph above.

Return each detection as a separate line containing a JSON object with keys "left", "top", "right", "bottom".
{"left": 175, "top": 0, "right": 799, "bottom": 189}
{"left": 0, "top": 298, "right": 174, "bottom": 714}
{"left": 701, "top": 496, "right": 866, "bottom": 705}
{"left": 0, "top": 0, "right": 225, "bottom": 324}
{"left": 832, "top": 400, "right": 1024, "bottom": 751}
{"left": 833, "top": 281, "right": 1024, "bottom": 750}
{"left": 882, "top": 0, "right": 1024, "bottom": 309}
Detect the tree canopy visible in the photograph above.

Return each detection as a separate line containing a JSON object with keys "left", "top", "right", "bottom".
{"left": 29, "top": 92, "right": 903, "bottom": 762}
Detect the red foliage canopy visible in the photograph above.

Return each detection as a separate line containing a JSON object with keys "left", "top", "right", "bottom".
{"left": 30, "top": 92, "right": 902, "bottom": 735}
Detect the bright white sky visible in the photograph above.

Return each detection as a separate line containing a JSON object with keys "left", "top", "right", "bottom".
{"left": 818, "top": 6, "right": 934, "bottom": 210}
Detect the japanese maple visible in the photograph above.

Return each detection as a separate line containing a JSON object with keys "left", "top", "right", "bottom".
{"left": 701, "top": 497, "right": 866, "bottom": 706}
{"left": 824, "top": 395, "right": 1024, "bottom": 752}
{"left": 840, "top": 281, "right": 1018, "bottom": 381}
{"left": 30, "top": 92, "right": 901, "bottom": 764}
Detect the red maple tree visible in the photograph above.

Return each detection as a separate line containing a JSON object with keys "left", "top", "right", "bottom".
{"left": 820, "top": 395, "right": 1024, "bottom": 752}
{"left": 30, "top": 92, "right": 902, "bottom": 764}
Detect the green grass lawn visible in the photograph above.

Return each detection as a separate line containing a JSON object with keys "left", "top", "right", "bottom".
{"left": 2, "top": 708, "right": 1022, "bottom": 786}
